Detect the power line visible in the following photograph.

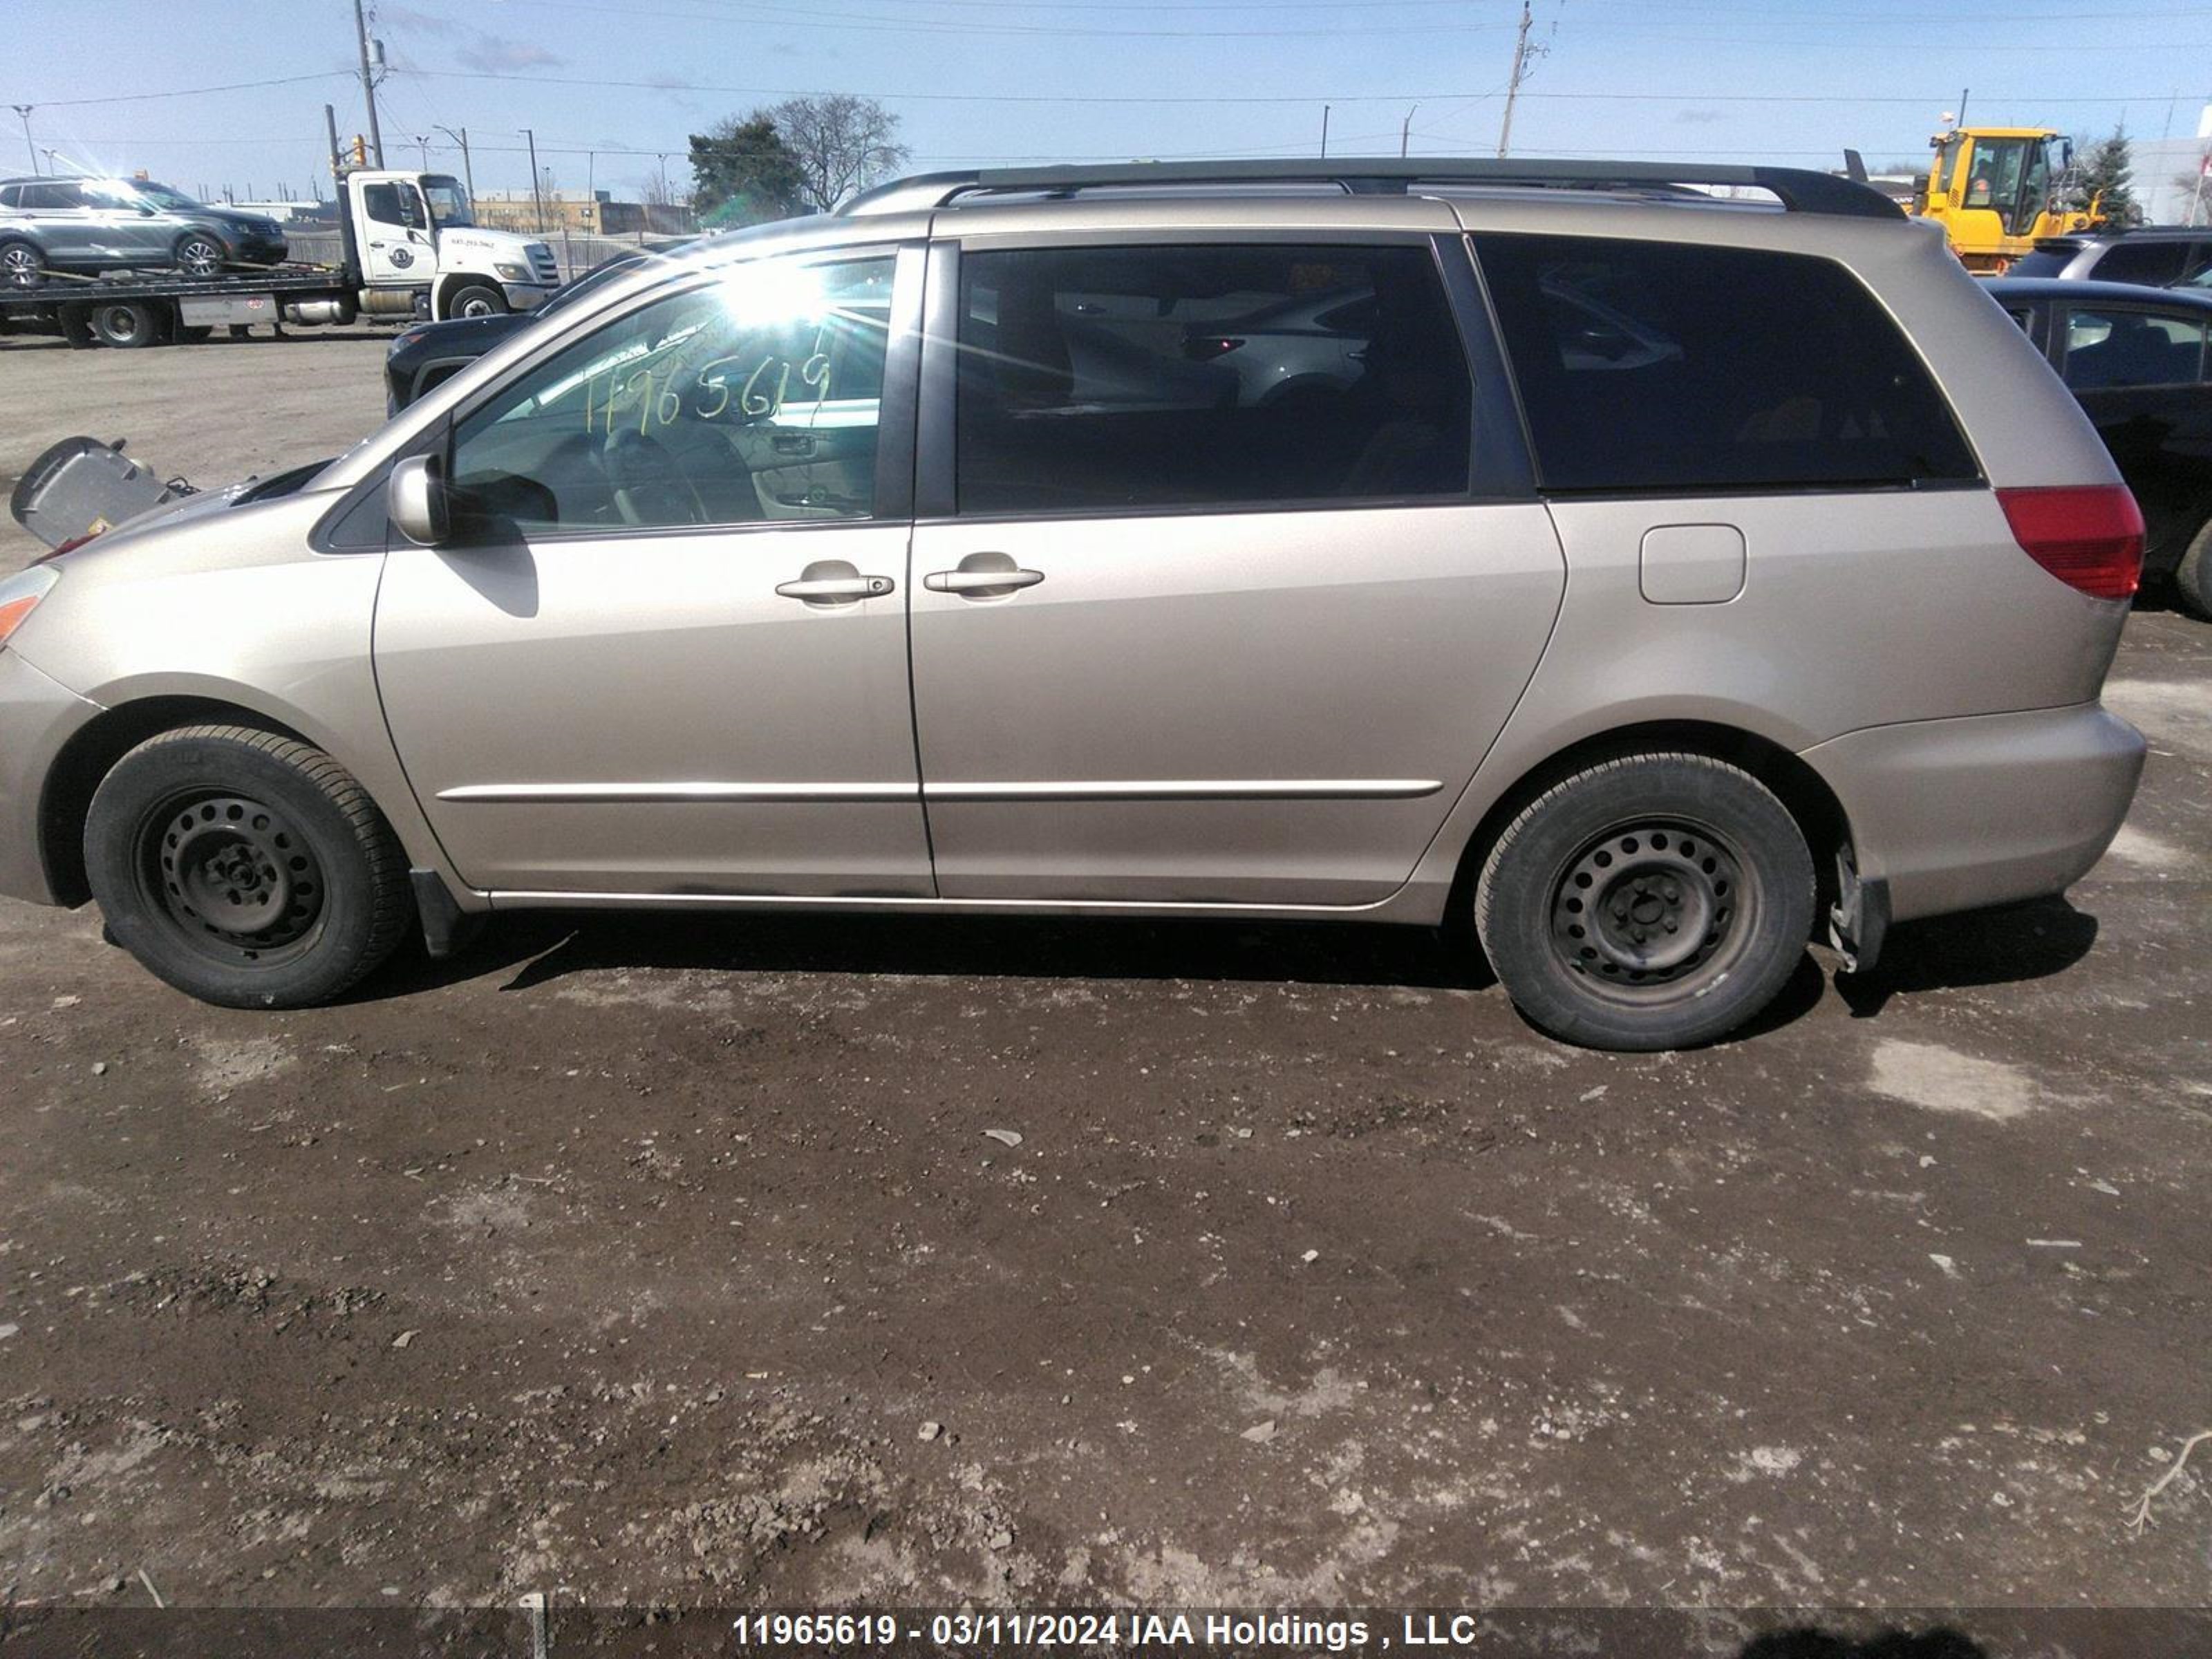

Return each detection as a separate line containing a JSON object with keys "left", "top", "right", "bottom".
{"left": 396, "top": 67, "right": 2199, "bottom": 106}
{"left": 437, "top": 0, "right": 1521, "bottom": 39}
{"left": 0, "top": 72, "right": 354, "bottom": 110}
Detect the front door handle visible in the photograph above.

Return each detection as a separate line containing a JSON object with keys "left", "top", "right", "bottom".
{"left": 776, "top": 572, "right": 894, "bottom": 601}
{"left": 923, "top": 567, "right": 1044, "bottom": 594}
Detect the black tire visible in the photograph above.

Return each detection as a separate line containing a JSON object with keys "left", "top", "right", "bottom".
{"left": 447, "top": 283, "right": 507, "bottom": 319}
{"left": 84, "top": 726, "right": 413, "bottom": 1009}
{"left": 1474, "top": 753, "right": 1815, "bottom": 1051}
{"left": 173, "top": 231, "right": 227, "bottom": 279}
{"left": 86, "top": 300, "right": 165, "bottom": 349}
{"left": 2175, "top": 518, "right": 2212, "bottom": 622}
{"left": 0, "top": 236, "right": 44, "bottom": 289}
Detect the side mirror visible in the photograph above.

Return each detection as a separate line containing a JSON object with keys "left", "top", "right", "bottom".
{"left": 388, "top": 453, "right": 451, "bottom": 546}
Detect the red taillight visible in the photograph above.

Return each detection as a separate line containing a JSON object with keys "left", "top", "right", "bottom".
{"left": 1182, "top": 335, "right": 1244, "bottom": 362}
{"left": 1997, "top": 485, "right": 2144, "bottom": 600}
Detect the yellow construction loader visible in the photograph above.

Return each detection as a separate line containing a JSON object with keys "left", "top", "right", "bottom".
{"left": 1850, "top": 129, "right": 2104, "bottom": 272}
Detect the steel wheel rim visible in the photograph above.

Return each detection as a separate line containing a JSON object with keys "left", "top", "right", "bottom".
{"left": 134, "top": 791, "right": 328, "bottom": 968}
{"left": 178, "top": 238, "right": 221, "bottom": 276}
{"left": 98, "top": 306, "right": 143, "bottom": 342}
{"left": 458, "top": 294, "right": 496, "bottom": 317}
{"left": 1548, "top": 818, "right": 1754, "bottom": 1004}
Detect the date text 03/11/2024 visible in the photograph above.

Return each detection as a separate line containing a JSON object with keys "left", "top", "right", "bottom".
{"left": 729, "top": 1611, "right": 1495, "bottom": 1649}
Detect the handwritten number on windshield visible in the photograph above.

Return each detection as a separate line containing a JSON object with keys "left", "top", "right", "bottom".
{"left": 587, "top": 350, "right": 832, "bottom": 434}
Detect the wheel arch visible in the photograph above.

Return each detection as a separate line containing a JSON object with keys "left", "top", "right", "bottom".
{"left": 434, "top": 272, "right": 501, "bottom": 319}
{"left": 40, "top": 695, "right": 323, "bottom": 907}
{"left": 1441, "top": 718, "right": 1855, "bottom": 930}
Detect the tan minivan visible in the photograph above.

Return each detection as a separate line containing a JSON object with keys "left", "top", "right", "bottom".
{"left": 0, "top": 159, "right": 2148, "bottom": 1049}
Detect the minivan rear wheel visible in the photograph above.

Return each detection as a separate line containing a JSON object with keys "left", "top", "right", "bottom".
{"left": 84, "top": 726, "right": 413, "bottom": 1008}
{"left": 1474, "top": 753, "right": 1814, "bottom": 1051}
{"left": 2175, "top": 518, "right": 2212, "bottom": 621}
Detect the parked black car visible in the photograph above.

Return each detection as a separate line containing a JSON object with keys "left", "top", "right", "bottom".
{"left": 1988, "top": 276, "right": 2212, "bottom": 617}
{"left": 383, "top": 245, "right": 682, "bottom": 413}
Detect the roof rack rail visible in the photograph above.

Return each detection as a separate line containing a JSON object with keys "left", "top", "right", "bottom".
{"left": 837, "top": 157, "right": 1904, "bottom": 221}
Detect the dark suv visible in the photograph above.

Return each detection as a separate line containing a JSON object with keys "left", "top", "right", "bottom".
{"left": 0, "top": 176, "right": 286, "bottom": 288}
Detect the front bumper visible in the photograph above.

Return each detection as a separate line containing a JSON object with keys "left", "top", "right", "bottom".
{"left": 1801, "top": 702, "right": 2146, "bottom": 925}
{"left": 0, "top": 648, "right": 104, "bottom": 908}
{"left": 501, "top": 283, "right": 552, "bottom": 311}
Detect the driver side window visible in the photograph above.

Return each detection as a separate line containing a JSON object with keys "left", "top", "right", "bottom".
{"left": 449, "top": 255, "right": 895, "bottom": 533}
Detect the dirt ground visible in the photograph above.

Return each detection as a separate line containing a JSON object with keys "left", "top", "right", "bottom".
{"left": 0, "top": 330, "right": 2208, "bottom": 1635}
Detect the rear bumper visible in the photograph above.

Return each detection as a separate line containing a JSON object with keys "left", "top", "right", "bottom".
{"left": 0, "top": 648, "right": 103, "bottom": 909}
{"left": 1801, "top": 702, "right": 2146, "bottom": 924}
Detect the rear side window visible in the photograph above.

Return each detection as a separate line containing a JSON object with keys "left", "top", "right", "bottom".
{"left": 2061, "top": 307, "right": 2210, "bottom": 388}
{"left": 1476, "top": 234, "right": 1979, "bottom": 493}
{"left": 955, "top": 243, "right": 1473, "bottom": 514}
{"left": 2088, "top": 241, "right": 2191, "bottom": 287}
{"left": 2005, "top": 248, "right": 2074, "bottom": 278}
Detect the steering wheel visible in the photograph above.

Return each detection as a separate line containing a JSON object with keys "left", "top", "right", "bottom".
{"left": 603, "top": 428, "right": 710, "bottom": 527}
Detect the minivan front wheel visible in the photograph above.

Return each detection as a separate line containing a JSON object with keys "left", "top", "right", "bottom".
{"left": 85, "top": 726, "right": 413, "bottom": 1008}
{"left": 1475, "top": 753, "right": 1814, "bottom": 1051}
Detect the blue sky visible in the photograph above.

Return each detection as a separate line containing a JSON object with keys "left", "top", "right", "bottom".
{"left": 3, "top": 0, "right": 2209, "bottom": 205}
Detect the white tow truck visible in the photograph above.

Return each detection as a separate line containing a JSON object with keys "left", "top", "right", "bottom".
{"left": 0, "top": 168, "right": 559, "bottom": 348}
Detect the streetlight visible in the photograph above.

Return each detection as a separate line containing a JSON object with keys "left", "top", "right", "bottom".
{"left": 413, "top": 133, "right": 431, "bottom": 171}
{"left": 10, "top": 105, "right": 35, "bottom": 175}
{"left": 433, "top": 124, "right": 473, "bottom": 199}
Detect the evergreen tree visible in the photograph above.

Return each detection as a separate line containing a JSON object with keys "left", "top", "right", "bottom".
{"left": 688, "top": 115, "right": 807, "bottom": 227}
{"left": 2068, "top": 127, "right": 2141, "bottom": 227}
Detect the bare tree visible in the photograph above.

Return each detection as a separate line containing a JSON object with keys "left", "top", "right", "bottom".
{"left": 768, "top": 95, "right": 910, "bottom": 213}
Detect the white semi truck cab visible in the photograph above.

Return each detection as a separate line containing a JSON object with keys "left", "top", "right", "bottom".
{"left": 330, "top": 169, "right": 559, "bottom": 322}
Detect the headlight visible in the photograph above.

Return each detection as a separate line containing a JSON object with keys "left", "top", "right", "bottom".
{"left": 0, "top": 564, "right": 62, "bottom": 652}
{"left": 493, "top": 261, "right": 529, "bottom": 281}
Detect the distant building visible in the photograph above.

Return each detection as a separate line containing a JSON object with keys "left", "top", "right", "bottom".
{"left": 2130, "top": 106, "right": 2212, "bottom": 227}
{"left": 471, "top": 189, "right": 694, "bottom": 236}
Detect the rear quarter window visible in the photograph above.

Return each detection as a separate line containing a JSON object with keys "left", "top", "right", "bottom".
{"left": 1474, "top": 233, "right": 1980, "bottom": 494}
{"left": 2005, "top": 249, "right": 2073, "bottom": 279}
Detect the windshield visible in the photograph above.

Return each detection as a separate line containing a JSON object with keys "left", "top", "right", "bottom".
{"left": 422, "top": 176, "right": 474, "bottom": 228}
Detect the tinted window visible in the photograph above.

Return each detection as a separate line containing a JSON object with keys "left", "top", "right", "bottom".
{"left": 2088, "top": 241, "right": 2191, "bottom": 288}
{"left": 2061, "top": 307, "right": 2209, "bottom": 388}
{"left": 1477, "top": 234, "right": 1978, "bottom": 493}
{"left": 21, "top": 182, "right": 86, "bottom": 210}
{"left": 955, "top": 243, "right": 1473, "bottom": 514}
{"left": 449, "top": 256, "right": 894, "bottom": 532}
{"left": 361, "top": 183, "right": 411, "bottom": 227}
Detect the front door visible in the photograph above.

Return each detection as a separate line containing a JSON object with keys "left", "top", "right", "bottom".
{"left": 375, "top": 247, "right": 932, "bottom": 897}
{"left": 907, "top": 238, "right": 1566, "bottom": 906}
{"left": 355, "top": 177, "right": 435, "bottom": 290}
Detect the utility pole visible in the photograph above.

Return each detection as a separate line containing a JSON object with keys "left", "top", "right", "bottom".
{"left": 1400, "top": 102, "right": 1420, "bottom": 159}
{"left": 325, "top": 103, "right": 344, "bottom": 187}
{"left": 1497, "top": 0, "right": 1536, "bottom": 159}
{"left": 10, "top": 106, "right": 34, "bottom": 174}
{"left": 350, "top": 0, "right": 385, "bottom": 167}
{"left": 523, "top": 127, "right": 545, "bottom": 232}
{"left": 434, "top": 125, "right": 473, "bottom": 198}
{"left": 1320, "top": 104, "right": 1331, "bottom": 159}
